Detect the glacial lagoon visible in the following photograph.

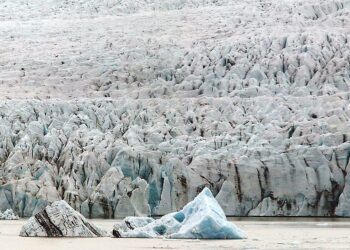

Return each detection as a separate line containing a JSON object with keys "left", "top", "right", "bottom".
{"left": 1, "top": 218, "right": 350, "bottom": 249}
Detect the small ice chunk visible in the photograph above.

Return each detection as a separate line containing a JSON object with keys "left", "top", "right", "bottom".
{"left": 0, "top": 209, "right": 19, "bottom": 220}
{"left": 112, "top": 216, "right": 155, "bottom": 237}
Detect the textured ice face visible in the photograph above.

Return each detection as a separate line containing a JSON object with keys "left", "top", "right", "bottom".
{"left": 170, "top": 188, "right": 246, "bottom": 239}
{"left": 0, "top": 1, "right": 349, "bottom": 99}
{"left": 19, "top": 200, "right": 108, "bottom": 237}
{"left": 0, "top": 0, "right": 349, "bottom": 218}
{"left": 113, "top": 188, "right": 246, "bottom": 239}
{"left": 0, "top": 95, "right": 349, "bottom": 217}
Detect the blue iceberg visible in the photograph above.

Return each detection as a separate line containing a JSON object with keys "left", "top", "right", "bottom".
{"left": 113, "top": 187, "right": 246, "bottom": 239}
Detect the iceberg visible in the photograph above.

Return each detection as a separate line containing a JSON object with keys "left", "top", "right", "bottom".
{"left": 0, "top": 209, "right": 19, "bottom": 220}
{"left": 113, "top": 216, "right": 155, "bottom": 237}
{"left": 112, "top": 188, "right": 246, "bottom": 239}
{"left": 20, "top": 200, "right": 108, "bottom": 237}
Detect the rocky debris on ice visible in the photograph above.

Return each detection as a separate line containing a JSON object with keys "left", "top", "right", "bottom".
{"left": 19, "top": 200, "right": 108, "bottom": 237}
{"left": 112, "top": 188, "right": 246, "bottom": 239}
{"left": 113, "top": 216, "right": 155, "bottom": 236}
{"left": 0, "top": 209, "right": 19, "bottom": 220}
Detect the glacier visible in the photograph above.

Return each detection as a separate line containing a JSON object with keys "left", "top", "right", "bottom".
{"left": 112, "top": 187, "right": 246, "bottom": 239}
{"left": 0, "top": 0, "right": 349, "bottom": 218}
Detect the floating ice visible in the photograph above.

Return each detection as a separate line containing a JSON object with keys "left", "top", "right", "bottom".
{"left": 20, "top": 200, "right": 108, "bottom": 237}
{"left": 0, "top": 209, "right": 19, "bottom": 220}
{"left": 112, "top": 188, "right": 246, "bottom": 239}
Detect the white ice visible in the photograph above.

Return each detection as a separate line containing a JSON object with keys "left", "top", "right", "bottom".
{"left": 0, "top": 0, "right": 349, "bottom": 218}
{"left": 113, "top": 188, "right": 246, "bottom": 239}
{"left": 0, "top": 209, "right": 18, "bottom": 220}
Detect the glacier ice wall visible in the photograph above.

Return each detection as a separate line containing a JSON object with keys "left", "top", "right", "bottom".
{"left": 0, "top": 0, "right": 349, "bottom": 217}
{"left": 0, "top": 95, "right": 349, "bottom": 217}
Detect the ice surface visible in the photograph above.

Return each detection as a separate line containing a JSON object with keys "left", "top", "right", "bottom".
{"left": 0, "top": 0, "right": 349, "bottom": 218}
{"left": 0, "top": 209, "right": 18, "bottom": 220}
{"left": 0, "top": 95, "right": 349, "bottom": 217}
{"left": 113, "top": 188, "right": 246, "bottom": 239}
{"left": 19, "top": 200, "right": 108, "bottom": 237}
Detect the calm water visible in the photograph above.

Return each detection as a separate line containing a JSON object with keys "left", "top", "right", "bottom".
{"left": 1, "top": 218, "right": 350, "bottom": 249}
